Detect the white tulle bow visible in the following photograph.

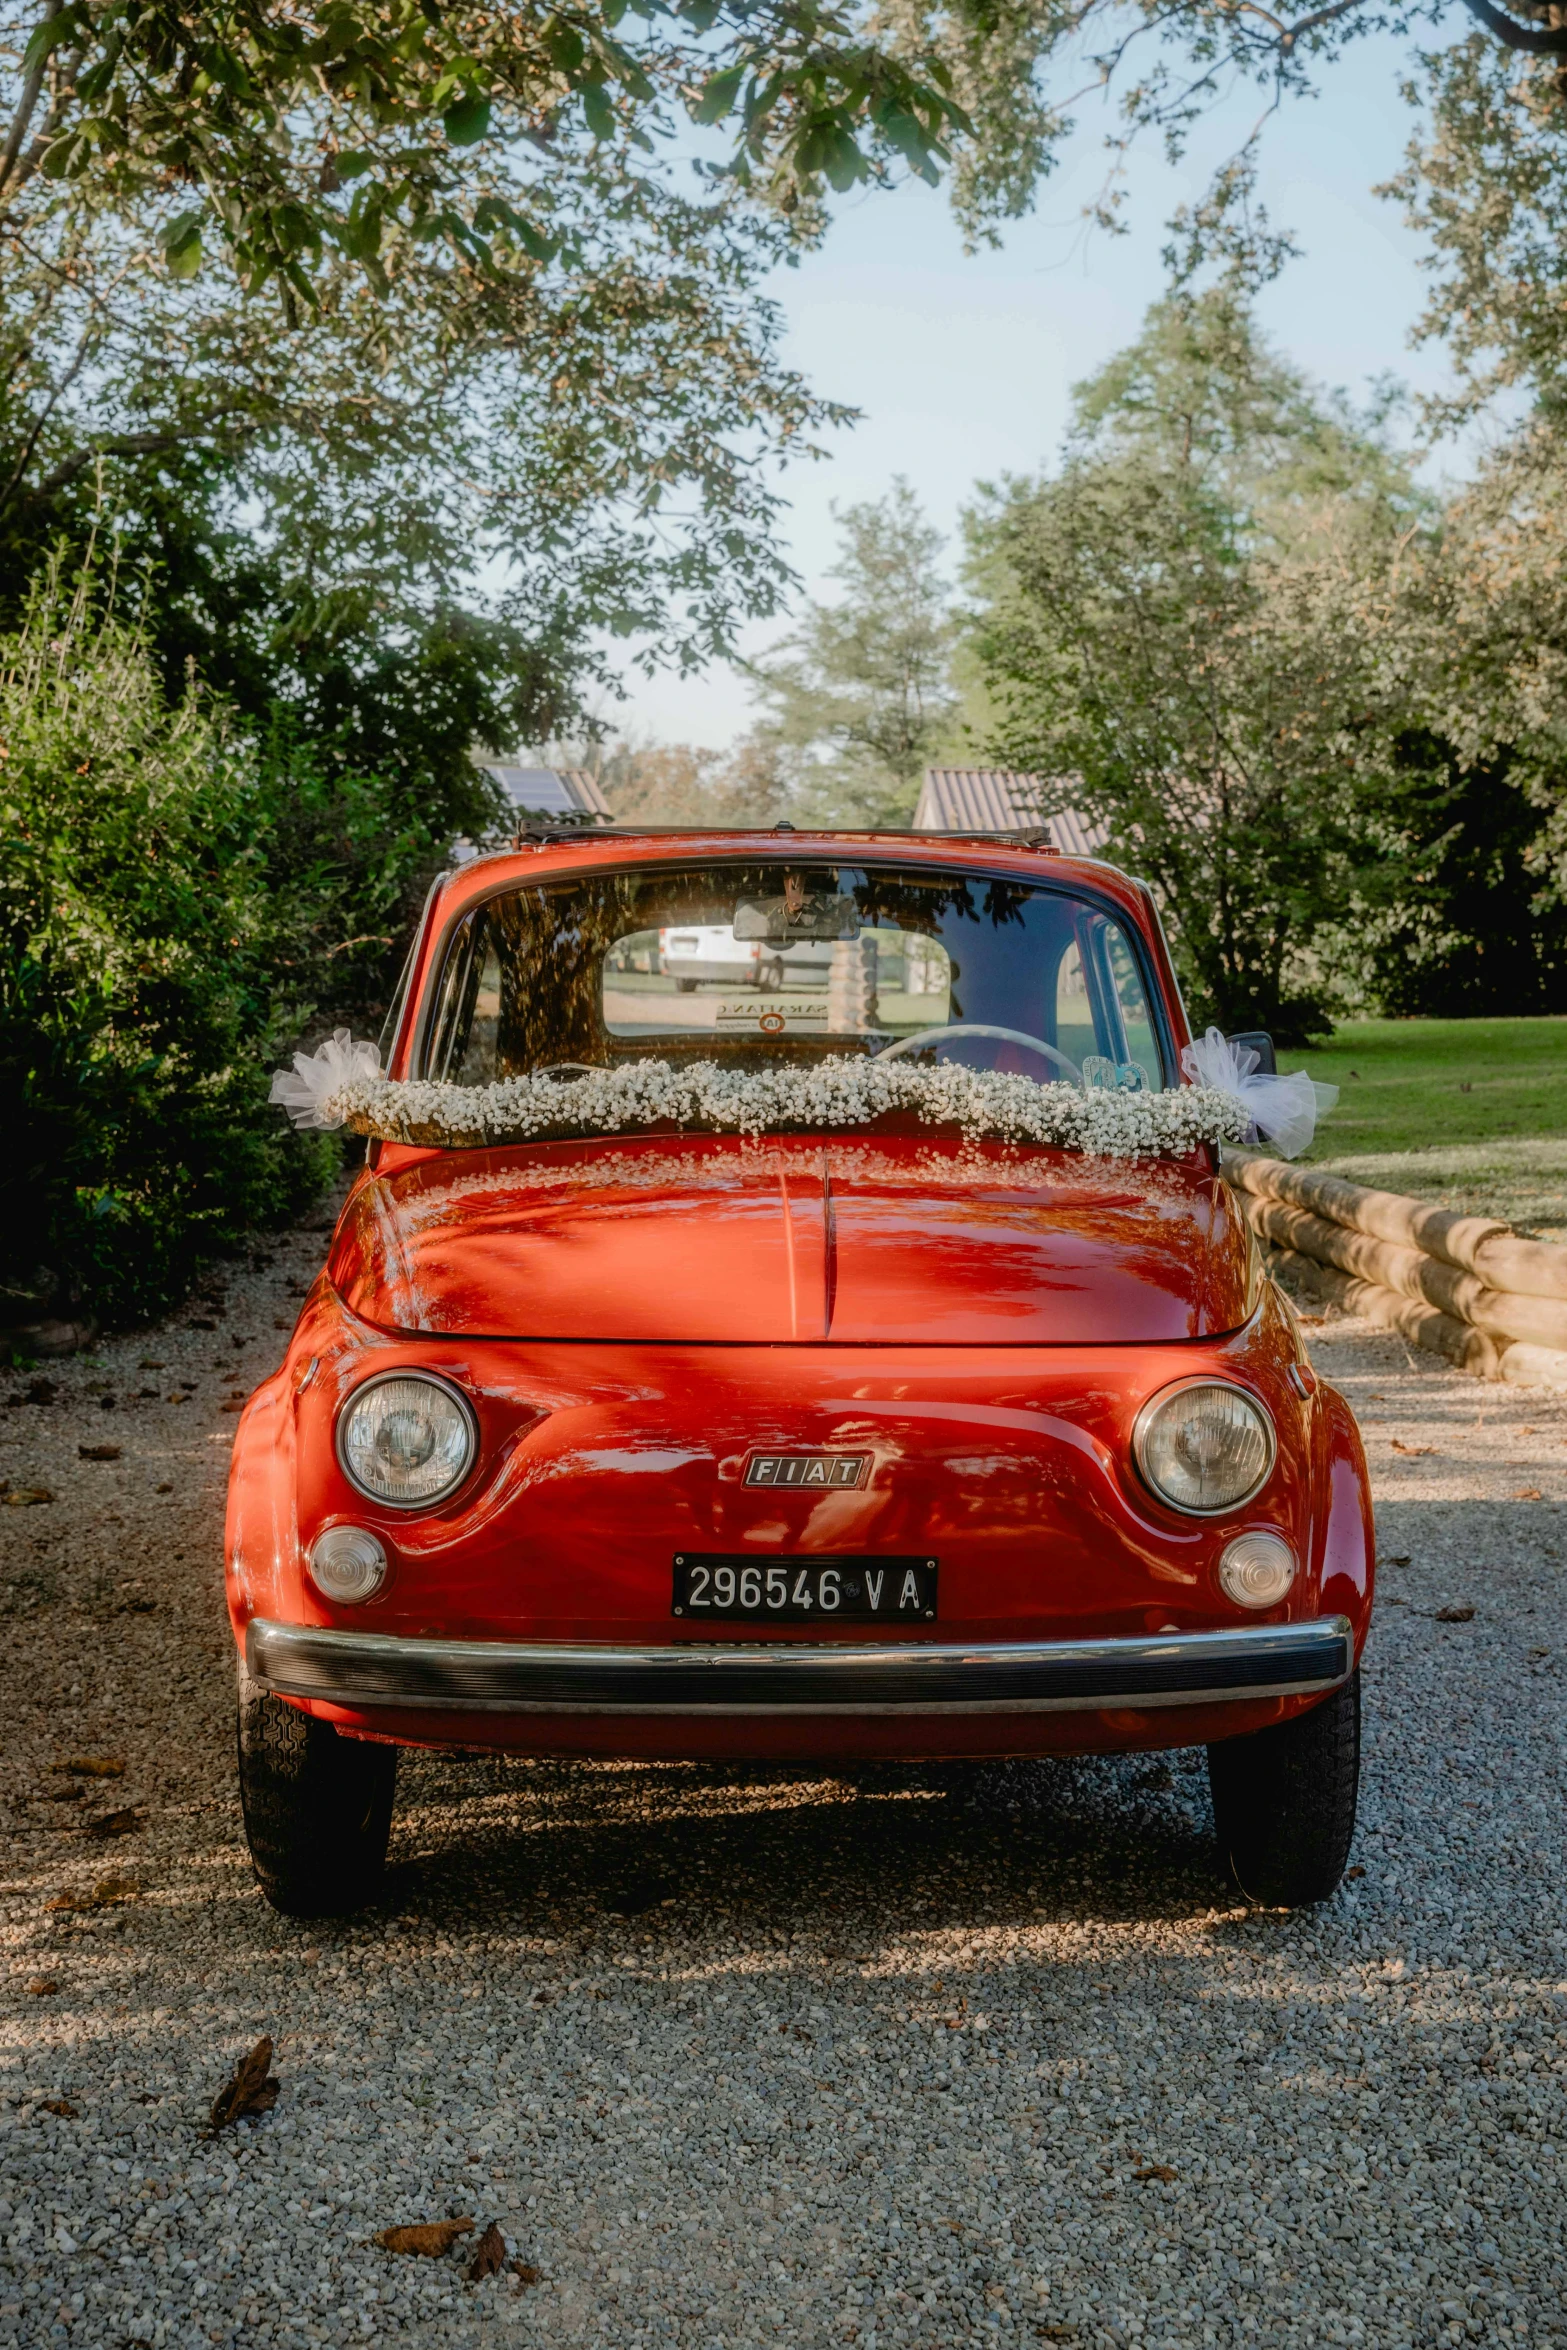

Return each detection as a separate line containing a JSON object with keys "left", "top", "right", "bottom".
{"left": 1180, "top": 1027, "right": 1337, "bottom": 1159}
{"left": 269, "top": 1029, "right": 382, "bottom": 1131}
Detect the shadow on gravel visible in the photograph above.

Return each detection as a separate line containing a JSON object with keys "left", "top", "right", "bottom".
{"left": 376, "top": 1750, "right": 1233, "bottom": 1939}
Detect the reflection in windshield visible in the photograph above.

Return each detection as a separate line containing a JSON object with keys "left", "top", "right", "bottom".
{"left": 421, "top": 862, "right": 1165, "bottom": 1090}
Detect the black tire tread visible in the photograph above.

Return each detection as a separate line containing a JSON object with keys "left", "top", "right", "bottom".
{"left": 1208, "top": 1670, "right": 1360, "bottom": 1907}
{"left": 236, "top": 1671, "right": 396, "bottom": 1919}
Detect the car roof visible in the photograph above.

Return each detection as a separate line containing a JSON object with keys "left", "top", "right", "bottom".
{"left": 435, "top": 825, "right": 1149, "bottom": 925}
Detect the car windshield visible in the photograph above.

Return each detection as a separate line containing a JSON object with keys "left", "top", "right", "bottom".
{"left": 420, "top": 859, "right": 1168, "bottom": 1089}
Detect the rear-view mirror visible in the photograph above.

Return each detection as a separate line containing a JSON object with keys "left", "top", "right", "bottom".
{"left": 733, "top": 892, "right": 860, "bottom": 945}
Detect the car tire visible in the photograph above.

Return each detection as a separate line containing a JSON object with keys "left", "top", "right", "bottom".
{"left": 236, "top": 1671, "right": 397, "bottom": 1918}
{"left": 1207, "top": 1670, "right": 1360, "bottom": 1906}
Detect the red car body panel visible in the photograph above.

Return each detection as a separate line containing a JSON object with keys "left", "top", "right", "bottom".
{"left": 329, "top": 1134, "right": 1252, "bottom": 1346}
{"left": 225, "top": 830, "right": 1374, "bottom": 1761}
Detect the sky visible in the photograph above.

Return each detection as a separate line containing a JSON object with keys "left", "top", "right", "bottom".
{"left": 610, "top": 21, "right": 1474, "bottom": 750}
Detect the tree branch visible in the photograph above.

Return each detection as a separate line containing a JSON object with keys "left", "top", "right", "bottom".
{"left": 0, "top": 1, "right": 63, "bottom": 205}
{"left": 1457, "top": 0, "right": 1567, "bottom": 54}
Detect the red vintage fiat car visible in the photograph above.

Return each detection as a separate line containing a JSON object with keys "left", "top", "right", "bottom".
{"left": 228, "top": 829, "right": 1371, "bottom": 1917}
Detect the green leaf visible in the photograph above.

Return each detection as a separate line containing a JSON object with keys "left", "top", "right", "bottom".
{"left": 442, "top": 92, "right": 491, "bottom": 145}
{"left": 581, "top": 83, "right": 614, "bottom": 141}
{"left": 39, "top": 129, "right": 90, "bottom": 181}
{"left": 166, "top": 232, "right": 203, "bottom": 282}
{"left": 21, "top": 9, "right": 78, "bottom": 74}
{"left": 822, "top": 129, "right": 863, "bottom": 193}
{"left": 694, "top": 63, "right": 745, "bottom": 126}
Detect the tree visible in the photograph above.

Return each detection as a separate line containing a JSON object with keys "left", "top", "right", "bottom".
{"left": 962, "top": 294, "right": 1424, "bottom": 1041}
{"left": 0, "top": 2, "right": 975, "bottom": 774}
{"left": 0, "top": 547, "right": 341, "bottom": 1329}
{"left": 745, "top": 478, "right": 959, "bottom": 825}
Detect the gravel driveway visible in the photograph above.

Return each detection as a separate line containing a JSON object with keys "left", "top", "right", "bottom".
{"left": 2, "top": 1231, "right": 1565, "bottom": 2350}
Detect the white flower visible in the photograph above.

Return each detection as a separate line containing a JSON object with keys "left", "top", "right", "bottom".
{"left": 286, "top": 1048, "right": 1255, "bottom": 1160}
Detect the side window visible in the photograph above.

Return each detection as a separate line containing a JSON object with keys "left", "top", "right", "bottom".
{"left": 1101, "top": 923, "right": 1162, "bottom": 1090}
{"left": 1053, "top": 941, "right": 1099, "bottom": 1070}
{"left": 427, "top": 914, "right": 501, "bottom": 1082}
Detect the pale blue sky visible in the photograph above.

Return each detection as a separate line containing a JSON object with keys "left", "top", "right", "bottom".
{"left": 615, "top": 22, "right": 1479, "bottom": 748}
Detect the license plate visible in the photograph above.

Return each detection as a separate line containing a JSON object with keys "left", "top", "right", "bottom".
{"left": 672, "top": 1555, "right": 937, "bottom": 1622}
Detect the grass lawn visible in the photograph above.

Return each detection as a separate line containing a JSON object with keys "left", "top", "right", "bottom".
{"left": 1282, "top": 1016, "right": 1567, "bottom": 1235}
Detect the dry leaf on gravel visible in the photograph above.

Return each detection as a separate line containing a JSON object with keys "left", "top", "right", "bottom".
{"left": 81, "top": 1808, "right": 145, "bottom": 1839}
{"left": 375, "top": 2219, "right": 474, "bottom": 2257}
{"left": 1133, "top": 2164, "right": 1178, "bottom": 2183}
{"left": 209, "top": 2036, "right": 280, "bottom": 2131}
{"left": 45, "top": 1874, "right": 137, "bottom": 1912}
{"left": 1513, "top": 1487, "right": 1542, "bottom": 1501}
{"left": 24, "top": 1978, "right": 59, "bottom": 1996}
{"left": 3, "top": 1487, "right": 53, "bottom": 1506}
{"left": 1345, "top": 1866, "right": 1367, "bottom": 1880}
{"left": 512, "top": 2262, "right": 543, "bottom": 2286}
{"left": 467, "top": 2222, "right": 508, "bottom": 2281}
{"left": 52, "top": 1757, "right": 124, "bottom": 1777}
{"left": 220, "top": 1399, "right": 246, "bottom": 1414}
{"left": 1436, "top": 1605, "right": 1476, "bottom": 1624}
{"left": 77, "top": 1443, "right": 122, "bottom": 1461}
{"left": 1390, "top": 1440, "right": 1435, "bottom": 1457}
{"left": 40, "top": 2098, "right": 77, "bottom": 2117}
{"left": 43, "top": 1785, "right": 84, "bottom": 1803}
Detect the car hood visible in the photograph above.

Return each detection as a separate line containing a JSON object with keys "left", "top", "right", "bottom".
{"left": 329, "top": 1132, "right": 1251, "bottom": 1345}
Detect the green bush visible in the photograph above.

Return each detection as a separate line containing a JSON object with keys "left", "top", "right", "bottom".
{"left": 0, "top": 551, "right": 344, "bottom": 1330}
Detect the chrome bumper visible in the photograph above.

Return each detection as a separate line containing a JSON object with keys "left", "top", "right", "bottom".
{"left": 246, "top": 1616, "right": 1353, "bottom": 1716}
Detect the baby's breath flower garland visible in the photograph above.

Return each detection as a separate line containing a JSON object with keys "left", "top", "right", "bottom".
{"left": 271, "top": 1036, "right": 1254, "bottom": 1158}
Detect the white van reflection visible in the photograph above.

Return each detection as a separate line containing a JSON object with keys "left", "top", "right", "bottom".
{"left": 657, "top": 925, "right": 833, "bottom": 993}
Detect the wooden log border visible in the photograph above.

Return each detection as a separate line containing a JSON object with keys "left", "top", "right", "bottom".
{"left": 1223, "top": 1149, "right": 1567, "bottom": 1391}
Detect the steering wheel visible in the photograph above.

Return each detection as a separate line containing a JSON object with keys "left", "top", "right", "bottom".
{"left": 873, "top": 1024, "right": 1080, "bottom": 1080}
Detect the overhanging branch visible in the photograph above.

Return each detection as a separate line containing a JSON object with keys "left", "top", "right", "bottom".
{"left": 1458, "top": 0, "right": 1567, "bottom": 54}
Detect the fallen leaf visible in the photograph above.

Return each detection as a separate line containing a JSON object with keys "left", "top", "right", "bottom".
{"left": 1513, "top": 1487, "right": 1542, "bottom": 1501}
{"left": 52, "top": 1757, "right": 124, "bottom": 1778}
{"left": 467, "top": 2222, "right": 508, "bottom": 2281}
{"left": 78, "top": 1443, "right": 121, "bottom": 1461}
{"left": 1436, "top": 1605, "right": 1476, "bottom": 1624}
{"left": 81, "top": 1808, "right": 145, "bottom": 1839}
{"left": 42, "top": 1785, "right": 85, "bottom": 1803}
{"left": 1390, "top": 1439, "right": 1435, "bottom": 1457}
{"left": 3, "top": 1487, "right": 53, "bottom": 1506}
{"left": 1345, "top": 1866, "right": 1367, "bottom": 1880}
{"left": 45, "top": 1874, "right": 137, "bottom": 1912}
{"left": 220, "top": 1399, "right": 245, "bottom": 1414}
{"left": 24, "top": 1978, "right": 59, "bottom": 1996}
{"left": 1380, "top": 1554, "right": 1412, "bottom": 1567}
{"left": 154, "top": 1482, "right": 173, "bottom": 1494}
{"left": 137, "top": 1358, "right": 163, "bottom": 1370}
{"left": 210, "top": 2036, "right": 280, "bottom": 2131}
{"left": 511, "top": 2262, "right": 543, "bottom": 2286}
{"left": 188, "top": 1317, "right": 217, "bottom": 1331}
{"left": 376, "top": 2219, "right": 475, "bottom": 2257}
{"left": 1528, "top": 1646, "right": 1551, "bottom": 1660}
{"left": 39, "top": 2098, "right": 77, "bottom": 2118}
{"left": 1133, "top": 2163, "right": 1178, "bottom": 2183}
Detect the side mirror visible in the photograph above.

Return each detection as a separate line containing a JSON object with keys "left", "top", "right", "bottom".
{"left": 1227, "top": 1029, "right": 1276, "bottom": 1075}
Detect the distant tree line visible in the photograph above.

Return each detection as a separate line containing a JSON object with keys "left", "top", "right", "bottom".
{"left": 608, "top": 294, "right": 1567, "bottom": 1047}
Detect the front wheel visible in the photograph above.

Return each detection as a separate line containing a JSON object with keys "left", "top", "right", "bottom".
{"left": 237, "top": 1671, "right": 397, "bottom": 1918}
{"left": 1208, "top": 1671, "right": 1360, "bottom": 1906}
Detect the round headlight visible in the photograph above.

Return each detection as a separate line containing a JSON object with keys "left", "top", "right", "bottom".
{"left": 308, "top": 1524, "right": 388, "bottom": 1604}
{"left": 337, "top": 1373, "right": 477, "bottom": 1508}
{"left": 1133, "top": 1379, "right": 1275, "bottom": 1515}
{"left": 1217, "top": 1530, "right": 1296, "bottom": 1608}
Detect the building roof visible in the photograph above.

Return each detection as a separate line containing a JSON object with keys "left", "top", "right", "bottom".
{"left": 913, "top": 769, "right": 1106, "bottom": 860}
{"left": 480, "top": 765, "right": 613, "bottom": 820}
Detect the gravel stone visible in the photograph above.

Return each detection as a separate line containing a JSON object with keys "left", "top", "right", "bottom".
{"left": 3, "top": 1244, "right": 1566, "bottom": 2348}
